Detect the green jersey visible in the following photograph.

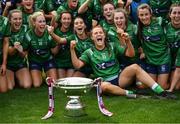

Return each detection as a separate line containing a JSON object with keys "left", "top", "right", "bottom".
{"left": 0, "top": 16, "right": 11, "bottom": 63}
{"left": 107, "top": 21, "right": 140, "bottom": 63}
{"left": 74, "top": 35, "right": 94, "bottom": 57}
{"left": 175, "top": 48, "right": 180, "bottom": 67}
{"left": 80, "top": 42, "right": 125, "bottom": 80}
{"left": 7, "top": 25, "right": 28, "bottom": 66}
{"left": 34, "top": 0, "right": 54, "bottom": 13}
{"left": 149, "top": 0, "right": 171, "bottom": 17}
{"left": 24, "top": 29, "right": 56, "bottom": 63}
{"left": 54, "top": 28, "right": 74, "bottom": 68}
{"left": 18, "top": 7, "right": 34, "bottom": 26}
{"left": 74, "top": 34, "right": 94, "bottom": 74}
{"left": 56, "top": 2, "right": 79, "bottom": 20}
{"left": 172, "top": 0, "right": 180, "bottom": 4}
{"left": 81, "top": 0, "right": 118, "bottom": 21}
{"left": 165, "top": 23, "right": 180, "bottom": 66}
{"left": 149, "top": 0, "right": 171, "bottom": 26}
{"left": 141, "top": 19, "right": 170, "bottom": 65}
{"left": 99, "top": 19, "right": 115, "bottom": 33}
{"left": 53, "top": 0, "right": 66, "bottom": 10}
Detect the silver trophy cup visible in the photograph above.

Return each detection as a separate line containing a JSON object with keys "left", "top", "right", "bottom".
{"left": 54, "top": 77, "right": 94, "bottom": 117}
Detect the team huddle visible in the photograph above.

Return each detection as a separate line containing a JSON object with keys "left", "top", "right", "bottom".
{"left": 0, "top": 0, "right": 179, "bottom": 99}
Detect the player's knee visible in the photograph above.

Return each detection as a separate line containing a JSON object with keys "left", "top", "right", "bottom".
{"left": 100, "top": 83, "right": 109, "bottom": 92}
{"left": 130, "top": 64, "right": 141, "bottom": 72}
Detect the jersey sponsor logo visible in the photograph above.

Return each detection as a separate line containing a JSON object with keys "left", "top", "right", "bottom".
{"left": 153, "top": 8, "right": 169, "bottom": 15}
{"left": 96, "top": 60, "right": 116, "bottom": 70}
{"left": 169, "top": 41, "right": 180, "bottom": 48}
{"left": 143, "top": 35, "right": 161, "bottom": 42}
{"left": 32, "top": 49, "right": 48, "bottom": 56}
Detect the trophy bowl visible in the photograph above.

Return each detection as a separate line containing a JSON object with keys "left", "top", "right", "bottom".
{"left": 54, "top": 77, "right": 94, "bottom": 117}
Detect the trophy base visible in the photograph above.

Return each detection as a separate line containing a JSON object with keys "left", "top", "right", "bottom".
{"left": 64, "top": 96, "right": 87, "bottom": 117}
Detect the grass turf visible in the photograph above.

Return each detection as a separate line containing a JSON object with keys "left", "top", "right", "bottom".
{"left": 0, "top": 84, "right": 180, "bottom": 123}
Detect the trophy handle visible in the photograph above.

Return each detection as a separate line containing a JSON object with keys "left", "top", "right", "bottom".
{"left": 95, "top": 77, "right": 113, "bottom": 117}
{"left": 41, "top": 77, "right": 55, "bottom": 120}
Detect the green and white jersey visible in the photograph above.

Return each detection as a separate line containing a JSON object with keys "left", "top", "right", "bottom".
{"left": 56, "top": 2, "right": 79, "bottom": 20}
{"left": 80, "top": 42, "right": 125, "bottom": 80}
{"left": 149, "top": 0, "right": 171, "bottom": 17}
{"left": 80, "top": 0, "right": 118, "bottom": 21}
{"left": 7, "top": 25, "right": 28, "bottom": 67}
{"left": 149, "top": 0, "right": 171, "bottom": 26}
{"left": 79, "top": 0, "right": 102, "bottom": 21}
{"left": 99, "top": 19, "right": 115, "bottom": 33}
{"left": 107, "top": 21, "right": 140, "bottom": 63}
{"left": 18, "top": 7, "right": 34, "bottom": 26}
{"left": 0, "top": 16, "right": 11, "bottom": 63}
{"left": 54, "top": 28, "right": 74, "bottom": 68}
{"left": 74, "top": 34, "right": 94, "bottom": 73}
{"left": 165, "top": 23, "right": 180, "bottom": 66}
{"left": 175, "top": 48, "right": 180, "bottom": 67}
{"left": 34, "top": 0, "right": 54, "bottom": 13}
{"left": 107, "top": 26, "right": 120, "bottom": 43}
{"left": 141, "top": 19, "right": 170, "bottom": 65}
{"left": 74, "top": 35, "right": 94, "bottom": 57}
{"left": 24, "top": 29, "right": 56, "bottom": 63}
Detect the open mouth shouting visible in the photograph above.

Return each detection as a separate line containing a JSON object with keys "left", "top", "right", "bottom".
{"left": 95, "top": 35, "right": 105, "bottom": 46}
{"left": 76, "top": 27, "right": 84, "bottom": 34}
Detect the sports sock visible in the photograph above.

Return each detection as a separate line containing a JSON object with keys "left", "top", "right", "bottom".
{"left": 125, "top": 90, "right": 134, "bottom": 95}
{"left": 125, "top": 90, "right": 136, "bottom": 98}
{"left": 151, "top": 83, "right": 164, "bottom": 94}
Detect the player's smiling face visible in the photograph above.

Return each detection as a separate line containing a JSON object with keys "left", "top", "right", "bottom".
{"left": 170, "top": 6, "right": 180, "bottom": 28}
{"left": 69, "top": 0, "right": 78, "bottom": 9}
{"left": 22, "top": 0, "right": 34, "bottom": 10}
{"left": 10, "top": 12, "right": 22, "bottom": 32}
{"left": 138, "top": 8, "right": 152, "bottom": 26}
{"left": 114, "top": 11, "right": 126, "bottom": 30}
{"left": 91, "top": 27, "right": 106, "bottom": 49}
{"left": 34, "top": 15, "right": 46, "bottom": 35}
{"left": 103, "top": 3, "right": 114, "bottom": 21}
{"left": 74, "top": 18, "right": 86, "bottom": 35}
{"left": 61, "top": 13, "right": 72, "bottom": 30}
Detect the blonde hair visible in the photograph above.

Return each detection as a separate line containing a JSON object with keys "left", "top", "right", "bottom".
{"left": 8, "top": 9, "right": 22, "bottom": 20}
{"left": 29, "top": 11, "right": 44, "bottom": 29}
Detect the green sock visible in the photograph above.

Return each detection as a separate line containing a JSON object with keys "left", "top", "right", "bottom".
{"left": 151, "top": 83, "right": 164, "bottom": 94}
{"left": 125, "top": 90, "right": 134, "bottom": 95}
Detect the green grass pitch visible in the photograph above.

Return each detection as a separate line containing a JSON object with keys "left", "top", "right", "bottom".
{"left": 0, "top": 85, "right": 180, "bottom": 123}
